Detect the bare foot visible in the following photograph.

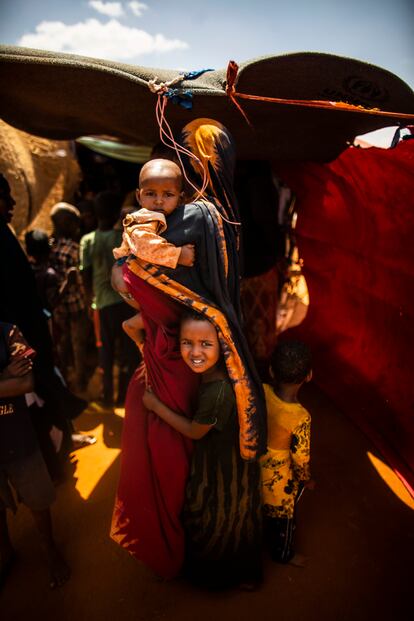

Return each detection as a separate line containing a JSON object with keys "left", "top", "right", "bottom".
{"left": 71, "top": 433, "right": 96, "bottom": 450}
{"left": 48, "top": 547, "right": 70, "bottom": 589}
{"left": 288, "top": 553, "right": 308, "bottom": 568}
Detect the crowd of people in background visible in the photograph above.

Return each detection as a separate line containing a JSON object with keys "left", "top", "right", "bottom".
{"left": 0, "top": 118, "right": 313, "bottom": 593}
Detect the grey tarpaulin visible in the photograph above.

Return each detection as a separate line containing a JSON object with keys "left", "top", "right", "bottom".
{"left": 0, "top": 45, "right": 413, "bottom": 162}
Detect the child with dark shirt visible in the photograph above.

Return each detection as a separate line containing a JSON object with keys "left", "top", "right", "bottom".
{"left": 142, "top": 312, "right": 262, "bottom": 590}
{"left": 0, "top": 321, "right": 70, "bottom": 588}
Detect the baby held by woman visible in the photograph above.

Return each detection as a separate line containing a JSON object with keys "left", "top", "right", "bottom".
{"left": 112, "top": 158, "right": 195, "bottom": 343}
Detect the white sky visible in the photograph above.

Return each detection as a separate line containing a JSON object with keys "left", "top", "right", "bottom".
{"left": 0, "top": 0, "right": 413, "bottom": 87}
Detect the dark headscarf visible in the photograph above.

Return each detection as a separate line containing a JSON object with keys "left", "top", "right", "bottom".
{"left": 179, "top": 118, "right": 239, "bottom": 223}
{"left": 179, "top": 118, "right": 242, "bottom": 315}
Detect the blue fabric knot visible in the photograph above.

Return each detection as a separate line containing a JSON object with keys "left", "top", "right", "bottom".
{"left": 162, "top": 68, "right": 214, "bottom": 108}
{"left": 182, "top": 68, "right": 214, "bottom": 80}
{"left": 164, "top": 89, "right": 193, "bottom": 109}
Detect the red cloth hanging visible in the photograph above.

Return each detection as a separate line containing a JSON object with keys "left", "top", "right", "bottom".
{"left": 279, "top": 140, "right": 414, "bottom": 493}
{"left": 111, "top": 271, "right": 199, "bottom": 578}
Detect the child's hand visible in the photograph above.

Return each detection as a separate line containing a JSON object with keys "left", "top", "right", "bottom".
{"left": 2, "top": 356, "right": 33, "bottom": 379}
{"left": 178, "top": 244, "right": 195, "bottom": 267}
{"left": 143, "top": 387, "right": 161, "bottom": 412}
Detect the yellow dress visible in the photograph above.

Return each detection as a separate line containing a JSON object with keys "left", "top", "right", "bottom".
{"left": 260, "top": 383, "right": 311, "bottom": 519}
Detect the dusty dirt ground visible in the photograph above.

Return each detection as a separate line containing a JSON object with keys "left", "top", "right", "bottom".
{"left": 1, "top": 382, "right": 413, "bottom": 621}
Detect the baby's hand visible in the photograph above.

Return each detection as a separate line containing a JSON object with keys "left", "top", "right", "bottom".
{"left": 178, "top": 244, "right": 195, "bottom": 267}
{"left": 143, "top": 387, "right": 161, "bottom": 412}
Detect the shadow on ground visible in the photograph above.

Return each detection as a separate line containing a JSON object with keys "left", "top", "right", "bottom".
{"left": 1, "top": 383, "right": 413, "bottom": 621}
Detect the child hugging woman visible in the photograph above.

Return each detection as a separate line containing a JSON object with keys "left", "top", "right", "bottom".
{"left": 143, "top": 311, "right": 262, "bottom": 590}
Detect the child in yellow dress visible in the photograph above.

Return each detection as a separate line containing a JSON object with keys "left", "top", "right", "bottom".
{"left": 261, "top": 340, "right": 312, "bottom": 564}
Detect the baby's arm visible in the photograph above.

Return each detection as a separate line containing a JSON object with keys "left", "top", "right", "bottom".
{"left": 126, "top": 222, "right": 180, "bottom": 268}
{"left": 127, "top": 222, "right": 195, "bottom": 269}
{"left": 143, "top": 388, "right": 213, "bottom": 439}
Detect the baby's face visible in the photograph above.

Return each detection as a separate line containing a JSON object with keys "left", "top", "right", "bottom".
{"left": 136, "top": 175, "right": 183, "bottom": 217}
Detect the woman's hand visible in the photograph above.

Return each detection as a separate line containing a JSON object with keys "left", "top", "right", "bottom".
{"left": 1, "top": 356, "right": 33, "bottom": 379}
{"left": 143, "top": 387, "right": 162, "bottom": 413}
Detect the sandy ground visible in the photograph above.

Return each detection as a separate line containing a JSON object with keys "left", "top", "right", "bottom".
{"left": 1, "top": 382, "right": 413, "bottom": 621}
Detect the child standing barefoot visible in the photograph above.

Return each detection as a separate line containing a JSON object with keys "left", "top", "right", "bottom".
{"left": 143, "top": 311, "right": 262, "bottom": 590}
{"left": 260, "top": 340, "right": 313, "bottom": 565}
{"left": 0, "top": 322, "right": 70, "bottom": 589}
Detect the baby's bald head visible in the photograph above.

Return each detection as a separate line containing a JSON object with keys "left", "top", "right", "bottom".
{"left": 138, "top": 159, "right": 183, "bottom": 190}
{"left": 136, "top": 158, "right": 184, "bottom": 216}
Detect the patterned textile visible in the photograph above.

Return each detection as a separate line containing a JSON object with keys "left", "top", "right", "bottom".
{"left": 183, "top": 379, "right": 262, "bottom": 587}
{"left": 240, "top": 266, "right": 279, "bottom": 361}
{"left": 180, "top": 119, "right": 239, "bottom": 226}
{"left": 111, "top": 276, "right": 199, "bottom": 578}
{"left": 260, "top": 383, "right": 311, "bottom": 518}
{"left": 113, "top": 207, "right": 181, "bottom": 269}
{"left": 179, "top": 118, "right": 241, "bottom": 310}
{"left": 50, "top": 237, "right": 85, "bottom": 314}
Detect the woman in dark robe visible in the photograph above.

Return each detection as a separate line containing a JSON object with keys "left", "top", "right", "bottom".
{"left": 111, "top": 119, "right": 266, "bottom": 580}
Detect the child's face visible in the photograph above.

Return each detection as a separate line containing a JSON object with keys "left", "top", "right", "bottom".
{"left": 136, "top": 175, "right": 183, "bottom": 217}
{"left": 180, "top": 319, "right": 220, "bottom": 374}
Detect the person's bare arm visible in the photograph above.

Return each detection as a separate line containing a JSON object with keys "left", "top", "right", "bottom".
{"left": 58, "top": 266, "right": 78, "bottom": 297}
{"left": 122, "top": 313, "right": 145, "bottom": 347}
{"left": 143, "top": 388, "right": 212, "bottom": 440}
{"left": 111, "top": 263, "right": 141, "bottom": 310}
{"left": 0, "top": 358, "right": 34, "bottom": 397}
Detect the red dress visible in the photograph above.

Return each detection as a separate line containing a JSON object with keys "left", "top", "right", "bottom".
{"left": 111, "top": 269, "right": 199, "bottom": 578}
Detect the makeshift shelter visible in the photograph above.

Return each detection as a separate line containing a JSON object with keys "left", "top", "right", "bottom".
{"left": 0, "top": 119, "right": 80, "bottom": 234}
{"left": 1, "top": 45, "right": 413, "bottom": 491}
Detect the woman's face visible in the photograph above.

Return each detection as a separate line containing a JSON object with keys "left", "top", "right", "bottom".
{"left": 180, "top": 319, "right": 220, "bottom": 374}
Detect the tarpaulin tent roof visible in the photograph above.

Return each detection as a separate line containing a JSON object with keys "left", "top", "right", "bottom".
{"left": 1, "top": 45, "right": 414, "bottom": 493}
{"left": 1, "top": 45, "right": 414, "bottom": 162}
